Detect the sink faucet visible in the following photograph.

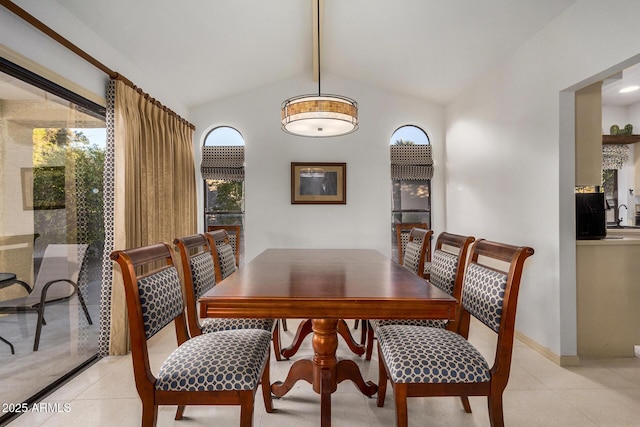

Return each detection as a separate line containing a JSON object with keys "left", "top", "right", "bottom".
{"left": 616, "top": 204, "right": 628, "bottom": 226}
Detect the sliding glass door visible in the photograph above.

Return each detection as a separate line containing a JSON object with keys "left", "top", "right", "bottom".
{"left": 0, "top": 60, "right": 105, "bottom": 422}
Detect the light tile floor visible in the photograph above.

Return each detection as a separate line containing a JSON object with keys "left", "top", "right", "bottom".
{"left": 6, "top": 319, "right": 640, "bottom": 427}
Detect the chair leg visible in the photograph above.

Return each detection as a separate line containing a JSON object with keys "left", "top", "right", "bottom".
{"left": 76, "top": 288, "right": 93, "bottom": 325}
{"left": 141, "top": 402, "right": 158, "bottom": 427}
{"left": 272, "top": 320, "right": 283, "bottom": 362}
{"left": 359, "top": 320, "right": 367, "bottom": 345}
{"left": 393, "top": 384, "right": 409, "bottom": 427}
{"left": 487, "top": 393, "right": 505, "bottom": 427}
{"left": 175, "top": 405, "right": 185, "bottom": 420}
{"left": 239, "top": 392, "right": 255, "bottom": 427}
{"left": 33, "top": 307, "right": 45, "bottom": 351}
{"left": 281, "top": 318, "right": 288, "bottom": 332}
{"left": 260, "top": 353, "right": 273, "bottom": 413}
{"left": 376, "top": 343, "right": 387, "bottom": 407}
{"left": 354, "top": 319, "right": 359, "bottom": 329}
{"left": 365, "top": 322, "right": 375, "bottom": 361}
{"left": 460, "top": 395, "right": 472, "bottom": 413}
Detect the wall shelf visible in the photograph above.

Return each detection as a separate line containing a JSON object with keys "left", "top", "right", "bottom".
{"left": 602, "top": 134, "right": 640, "bottom": 144}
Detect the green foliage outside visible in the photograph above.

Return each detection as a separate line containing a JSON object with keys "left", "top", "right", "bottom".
{"left": 394, "top": 139, "right": 415, "bottom": 145}
{"left": 32, "top": 128, "right": 105, "bottom": 247}
{"left": 206, "top": 180, "right": 243, "bottom": 225}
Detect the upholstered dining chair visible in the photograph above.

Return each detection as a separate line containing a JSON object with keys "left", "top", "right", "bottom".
{"left": 205, "top": 229, "right": 238, "bottom": 283}
{"left": 376, "top": 239, "right": 534, "bottom": 427}
{"left": 174, "top": 234, "right": 282, "bottom": 361}
{"left": 353, "top": 223, "right": 431, "bottom": 335}
{"left": 207, "top": 224, "right": 242, "bottom": 267}
{"left": 364, "top": 231, "right": 474, "bottom": 360}
{"left": 395, "top": 222, "right": 432, "bottom": 278}
{"left": 207, "top": 229, "right": 291, "bottom": 348}
{"left": 110, "top": 242, "right": 274, "bottom": 427}
{"left": 206, "top": 226, "right": 288, "bottom": 332}
{"left": 355, "top": 225, "right": 432, "bottom": 337}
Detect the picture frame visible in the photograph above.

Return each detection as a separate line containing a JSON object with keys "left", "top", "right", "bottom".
{"left": 291, "top": 162, "right": 346, "bottom": 204}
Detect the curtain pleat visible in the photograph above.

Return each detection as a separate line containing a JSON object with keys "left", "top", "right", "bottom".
{"left": 102, "top": 79, "right": 196, "bottom": 355}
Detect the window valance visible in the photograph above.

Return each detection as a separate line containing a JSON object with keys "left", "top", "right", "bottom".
{"left": 390, "top": 145, "right": 433, "bottom": 180}
{"left": 201, "top": 146, "right": 244, "bottom": 181}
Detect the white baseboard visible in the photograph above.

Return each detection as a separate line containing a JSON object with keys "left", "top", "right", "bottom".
{"left": 515, "top": 330, "right": 581, "bottom": 367}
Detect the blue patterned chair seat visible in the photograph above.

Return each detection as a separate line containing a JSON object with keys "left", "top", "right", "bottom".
{"left": 201, "top": 317, "right": 275, "bottom": 334}
{"left": 377, "top": 325, "right": 491, "bottom": 384}
{"left": 155, "top": 329, "right": 271, "bottom": 392}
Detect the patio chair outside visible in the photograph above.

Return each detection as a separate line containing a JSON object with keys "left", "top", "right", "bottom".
{"left": 0, "top": 244, "right": 92, "bottom": 351}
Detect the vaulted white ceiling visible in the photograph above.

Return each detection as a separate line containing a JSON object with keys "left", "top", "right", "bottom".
{"left": 50, "top": 0, "right": 579, "bottom": 109}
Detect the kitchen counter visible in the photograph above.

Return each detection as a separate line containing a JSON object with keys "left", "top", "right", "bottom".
{"left": 576, "top": 236, "right": 640, "bottom": 245}
{"left": 576, "top": 237, "right": 640, "bottom": 357}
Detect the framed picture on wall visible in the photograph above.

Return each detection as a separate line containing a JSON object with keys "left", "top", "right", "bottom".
{"left": 291, "top": 162, "right": 346, "bottom": 204}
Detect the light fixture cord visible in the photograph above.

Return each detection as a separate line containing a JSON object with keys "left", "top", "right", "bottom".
{"left": 317, "top": 0, "right": 321, "bottom": 96}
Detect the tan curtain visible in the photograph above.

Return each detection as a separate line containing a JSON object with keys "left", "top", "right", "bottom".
{"left": 108, "top": 79, "right": 196, "bottom": 355}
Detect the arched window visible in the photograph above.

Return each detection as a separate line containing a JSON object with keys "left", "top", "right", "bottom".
{"left": 201, "top": 126, "right": 245, "bottom": 264}
{"left": 204, "top": 126, "right": 244, "bottom": 147}
{"left": 390, "top": 125, "right": 432, "bottom": 263}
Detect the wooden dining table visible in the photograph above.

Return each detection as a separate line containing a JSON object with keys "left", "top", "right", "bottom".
{"left": 199, "top": 248, "right": 457, "bottom": 427}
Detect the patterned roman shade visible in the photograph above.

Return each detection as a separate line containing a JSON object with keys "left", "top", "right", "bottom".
{"left": 390, "top": 145, "right": 433, "bottom": 180}
{"left": 201, "top": 146, "right": 244, "bottom": 181}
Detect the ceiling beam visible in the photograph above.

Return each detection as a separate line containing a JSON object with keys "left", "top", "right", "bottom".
{"left": 312, "top": 0, "right": 323, "bottom": 82}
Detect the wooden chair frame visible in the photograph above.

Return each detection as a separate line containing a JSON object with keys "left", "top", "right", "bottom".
{"left": 400, "top": 227, "right": 431, "bottom": 278}
{"left": 363, "top": 231, "right": 474, "bottom": 360}
{"left": 205, "top": 229, "right": 236, "bottom": 283}
{"left": 174, "top": 234, "right": 283, "bottom": 361}
{"left": 111, "top": 243, "right": 273, "bottom": 426}
{"left": 206, "top": 227, "right": 288, "bottom": 334}
{"left": 355, "top": 223, "right": 432, "bottom": 335}
{"left": 395, "top": 222, "right": 430, "bottom": 269}
{"left": 377, "top": 239, "right": 534, "bottom": 427}
{"left": 207, "top": 225, "right": 241, "bottom": 267}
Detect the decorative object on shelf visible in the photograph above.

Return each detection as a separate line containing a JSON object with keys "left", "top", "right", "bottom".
{"left": 609, "top": 124, "right": 634, "bottom": 136}
{"left": 602, "top": 144, "right": 629, "bottom": 170}
{"left": 291, "top": 162, "right": 346, "bottom": 204}
{"left": 281, "top": 0, "right": 358, "bottom": 137}
{"left": 610, "top": 124, "right": 620, "bottom": 135}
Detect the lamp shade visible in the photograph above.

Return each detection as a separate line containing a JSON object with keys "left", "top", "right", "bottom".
{"left": 281, "top": 94, "right": 358, "bottom": 137}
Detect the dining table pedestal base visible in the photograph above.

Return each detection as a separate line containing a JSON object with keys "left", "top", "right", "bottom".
{"left": 281, "top": 318, "right": 366, "bottom": 359}
{"left": 271, "top": 318, "right": 377, "bottom": 426}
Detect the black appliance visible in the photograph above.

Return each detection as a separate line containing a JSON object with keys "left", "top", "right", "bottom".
{"left": 576, "top": 193, "right": 606, "bottom": 240}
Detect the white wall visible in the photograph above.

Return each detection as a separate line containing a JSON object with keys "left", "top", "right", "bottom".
{"left": 445, "top": 0, "right": 640, "bottom": 358}
{"left": 191, "top": 73, "right": 445, "bottom": 261}
{"left": 0, "top": 1, "right": 188, "bottom": 116}
{"left": 8, "top": 0, "right": 640, "bottom": 361}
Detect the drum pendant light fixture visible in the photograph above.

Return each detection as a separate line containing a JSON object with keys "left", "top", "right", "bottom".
{"left": 281, "top": 0, "right": 358, "bottom": 137}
